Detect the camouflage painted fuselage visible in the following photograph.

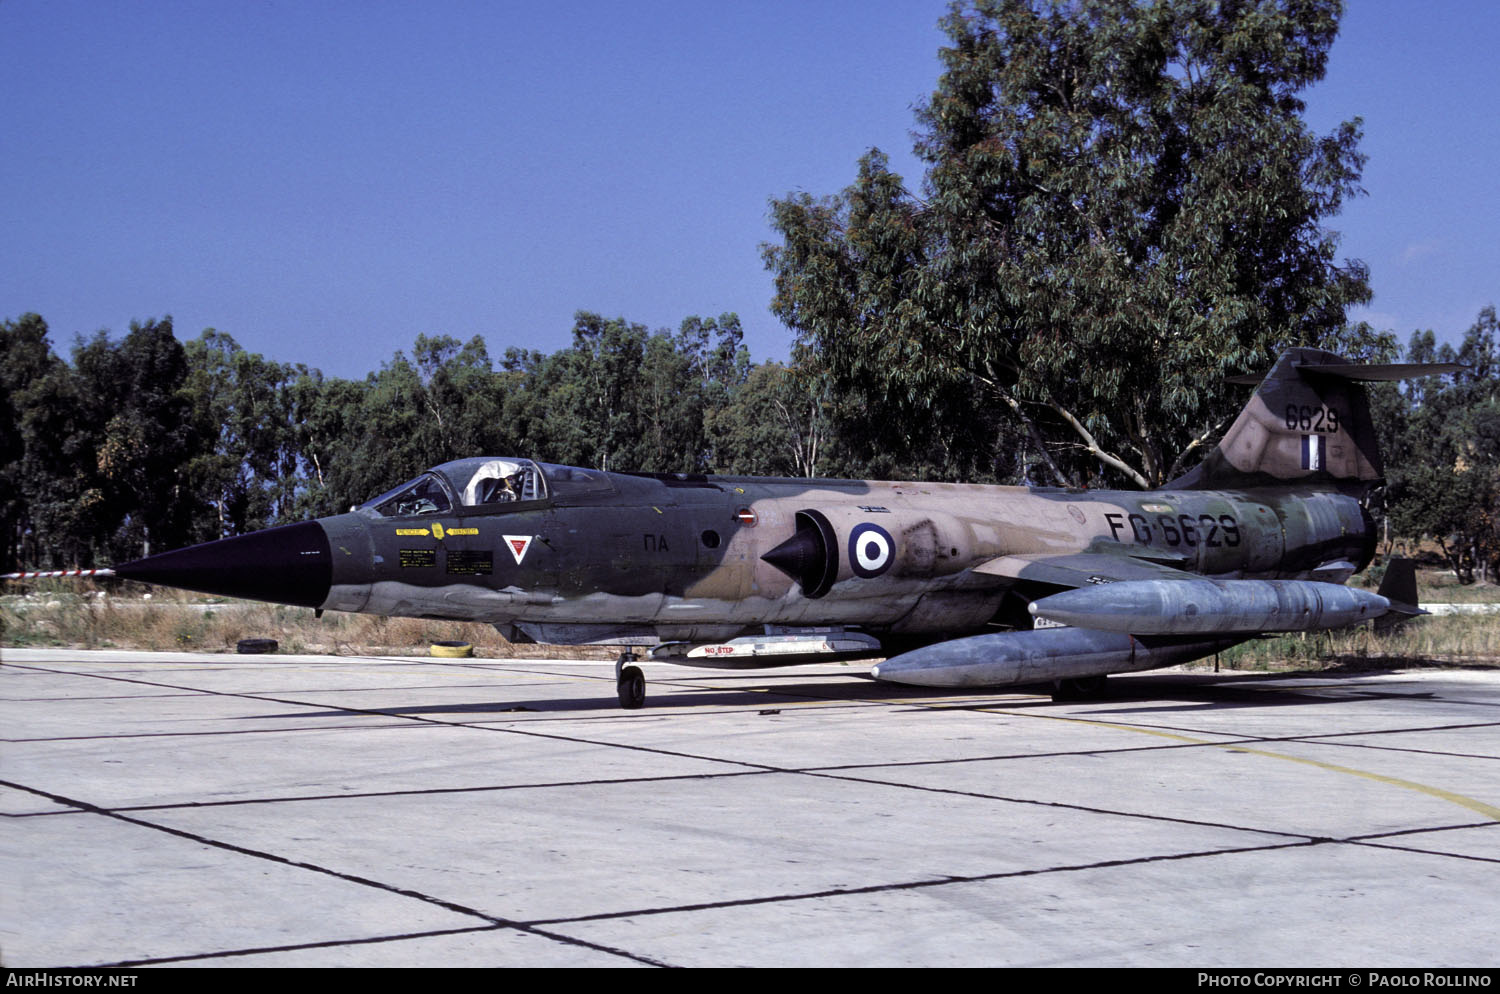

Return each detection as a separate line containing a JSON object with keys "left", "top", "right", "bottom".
{"left": 81, "top": 347, "right": 1450, "bottom": 699}
{"left": 313, "top": 466, "right": 1374, "bottom": 645}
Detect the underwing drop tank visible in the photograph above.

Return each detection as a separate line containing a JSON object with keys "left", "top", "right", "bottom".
{"left": 871, "top": 627, "right": 1237, "bottom": 689}
{"left": 1028, "top": 579, "right": 1389, "bottom": 636}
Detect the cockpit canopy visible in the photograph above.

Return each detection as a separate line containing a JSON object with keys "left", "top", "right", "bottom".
{"left": 360, "top": 457, "right": 614, "bottom": 517}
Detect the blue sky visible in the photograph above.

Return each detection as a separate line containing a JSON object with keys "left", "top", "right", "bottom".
{"left": 3, "top": 1, "right": 1496, "bottom": 379}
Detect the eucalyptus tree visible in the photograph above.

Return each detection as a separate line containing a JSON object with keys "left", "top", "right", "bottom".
{"left": 1383, "top": 308, "right": 1500, "bottom": 582}
{"left": 70, "top": 318, "right": 200, "bottom": 560}
{"left": 184, "top": 330, "right": 303, "bottom": 539}
{"left": 0, "top": 314, "right": 70, "bottom": 568}
{"left": 767, "top": 0, "right": 1371, "bottom": 487}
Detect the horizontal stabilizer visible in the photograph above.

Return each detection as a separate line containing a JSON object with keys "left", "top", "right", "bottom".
{"left": 1225, "top": 361, "right": 1467, "bottom": 385}
{"left": 1295, "top": 362, "right": 1468, "bottom": 381}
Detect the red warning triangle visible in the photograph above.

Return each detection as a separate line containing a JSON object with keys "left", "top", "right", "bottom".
{"left": 503, "top": 535, "right": 533, "bottom": 565}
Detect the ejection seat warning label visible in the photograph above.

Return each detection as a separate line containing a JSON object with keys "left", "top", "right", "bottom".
{"left": 399, "top": 549, "right": 437, "bottom": 568}
{"left": 446, "top": 551, "right": 493, "bottom": 576}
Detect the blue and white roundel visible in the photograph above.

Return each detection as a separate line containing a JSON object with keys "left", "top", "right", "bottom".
{"left": 848, "top": 522, "right": 895, "bottom": 579}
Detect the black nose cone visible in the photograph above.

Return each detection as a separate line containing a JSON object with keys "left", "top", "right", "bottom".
{"left": 114, "top": 520, "right": 332, "bottom": 608}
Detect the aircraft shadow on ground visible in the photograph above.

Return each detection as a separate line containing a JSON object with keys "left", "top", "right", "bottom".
{"left": 244, "top": 666, "right": 1453, "bottom": 721}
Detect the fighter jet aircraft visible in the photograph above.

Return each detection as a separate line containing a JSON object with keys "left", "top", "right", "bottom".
{"left": 5, "top": 348, "right": 1455, "bottom": 707}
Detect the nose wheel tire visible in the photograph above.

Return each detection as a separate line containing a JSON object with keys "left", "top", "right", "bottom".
{"left": 617, "top": 664, "right": 646, "bottom": 709}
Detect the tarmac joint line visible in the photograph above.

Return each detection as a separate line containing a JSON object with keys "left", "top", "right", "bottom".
{"left": 993, "top": 710, "right": 1500, "bottom": 823}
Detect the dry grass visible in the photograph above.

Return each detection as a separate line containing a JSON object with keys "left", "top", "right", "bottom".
{"left": 3, "top": 574, "right": 1497, "bottom": 670}
{"left": 1181, "top": 571, "right": 1500, "bottom": 672}
{"left": 0, "top": 582, "right": 613, "bottom": 659}
{"left": 1206, "top": 613, "right": 1500, "bottom": 673}
{"left": 1412, "top": 576, "right": 1500, "bottom": 603}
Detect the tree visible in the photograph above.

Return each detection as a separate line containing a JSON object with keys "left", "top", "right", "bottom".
{"left": 638, "top": 330, "right": 702, "bottom": 472}
{"left": 2, "top": 308, "right": 780, "bottom": 561}
{"left": 766, "top": 0, "right": 1370, "bottom": 487}
{"left": 64, "top": 318, "right": 201, "bottom": 561}
{"left": 520, "top": 314, "right": 639, "bottom": 471}
{"left": 184, "top": 330, "right": 302, "bottom": 540}
{"left": 1382, "top": 308, "right": 1500, "bottom": 582}
{"left": 0, "top": 315, "right": 72, "bottom": 569}
{"left": 412, "top": 333, "right": 508, "bottom": 461}
{"left": 707, "top": 355, "right": 842, "bottom": 478}
{"left": 676, "top": 313, "right": 751, "bottom": 470}
{"left": 286, "top": 370, "right": 371, "bottom": 518}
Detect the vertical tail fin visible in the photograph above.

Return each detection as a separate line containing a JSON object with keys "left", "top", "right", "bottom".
{"left": 1168, "top": 348, "right": 1465, "bottom": 491}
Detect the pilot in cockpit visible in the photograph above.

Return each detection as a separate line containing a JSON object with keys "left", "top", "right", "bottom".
{"left": 494, "top": 473, "right": 521, "bottom": 502}
{"left": 463, "top": 459, "right": 527, "bottom": 506}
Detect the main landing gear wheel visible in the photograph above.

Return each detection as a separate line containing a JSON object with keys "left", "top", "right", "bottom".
{"left": 1051, "top": 674, "right": 1108, "bottom": 702}
{"left": 616, "top": 652, "right": 646, "bottom": 709}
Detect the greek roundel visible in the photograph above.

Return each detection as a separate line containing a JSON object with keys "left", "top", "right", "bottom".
{"left": 848, "top": 522, "right": 895, "bottom": 579}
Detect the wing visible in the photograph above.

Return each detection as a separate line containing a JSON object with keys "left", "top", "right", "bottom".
{"left": 974, "top": 549, "right": 1388, "bottom": 636}
{"left": 972, "top": 549, "right": 1200, "bottom": 589}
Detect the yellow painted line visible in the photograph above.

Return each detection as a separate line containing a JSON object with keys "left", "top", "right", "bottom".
{"left": 987, "top": 710, "right": 1500, "bottom": 823}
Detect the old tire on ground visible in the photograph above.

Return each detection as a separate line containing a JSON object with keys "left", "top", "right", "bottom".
{"left": 430, "top": 641, "right": 474, "bottom": 658}
{"left": 236, "top": 638, "right": 278, "bottom": 655}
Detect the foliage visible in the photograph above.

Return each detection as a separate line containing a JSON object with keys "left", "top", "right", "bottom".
{"left": 766, "top": 0, "right": 1371, "bottom": 487}
{"left": 0, "top": 4, "right": 1492, "bottom": 582}
{"left": 183, "top": 330, "right": 305, "bottom": 539}
{"left": 1, "top": 296, "right": 1494, "bottom": 578}
{"left": 1379, "top": 308, "right": 1500, "bottom": 583}
{"left": 707, "top": 359, "right": 830, "bottom": 477}
{"left": 2, "top": 318, "right": 202, "bottom": 565}
{"left": 0, "top": 306, "right": 821, "bottom": 570}
{"left": 3, "top": 318, "right": 66, "bottom": 566}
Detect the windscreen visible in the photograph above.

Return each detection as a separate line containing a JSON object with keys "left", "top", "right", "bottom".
{"left": 363, "top": 474, "right": 453, "bottom": 517}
